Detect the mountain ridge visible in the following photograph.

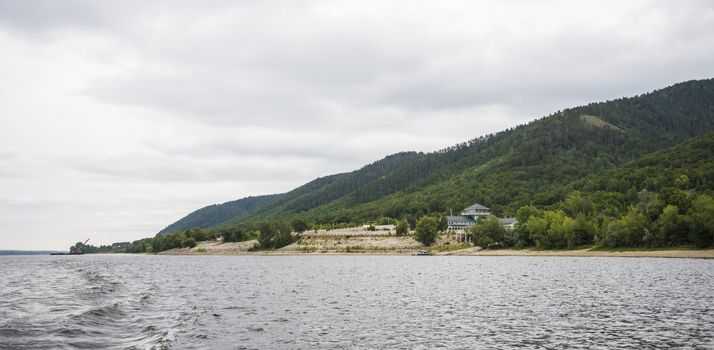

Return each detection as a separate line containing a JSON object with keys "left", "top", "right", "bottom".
{"left": 158, "top": 78, "right": 714, "bottom": 235}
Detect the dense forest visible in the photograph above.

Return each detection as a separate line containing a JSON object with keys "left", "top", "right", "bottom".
{"left": 116, "top": 79, "right": 714, "bottom": 253}
{"left": 158, "top": 195, "right": 275, "bottom": 235}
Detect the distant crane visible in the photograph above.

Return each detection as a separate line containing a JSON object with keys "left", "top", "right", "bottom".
{"left": 50, "top": 239, "right": 91, "bottom": 256}
{"left": 68, "top": 239, "right": 90, "bottom": 255}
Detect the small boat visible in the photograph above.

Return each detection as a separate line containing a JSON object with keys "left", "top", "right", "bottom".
{"left": 415, "top": 250, "right": 432, "bottom": 256}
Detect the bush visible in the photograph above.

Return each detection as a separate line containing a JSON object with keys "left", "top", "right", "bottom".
{"left": 221, "top": 227, "right": 246, "bottom": 242}
{"left": 291, "top": 219, "right": 309, "bottom": 233}
{"left": 181, "top": 237, "right": 197, "bottom": 248}
{"left": 258, "top": 222, "right": 295, "bottom": 249}
{"left": 471, "top": 216, "right": 506, "bottom": 248}
{"left": 396, "top": 220, "right": 409, "bottom": 236}
{"left": 414, "top": 216, "right": 438, "bottom": 246}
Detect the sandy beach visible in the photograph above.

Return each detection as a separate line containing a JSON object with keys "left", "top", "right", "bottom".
{"left": 159, "top": 238, "right": 714, "bottom": 259}
{"left": 437, "top": 247, "right": 714, "bottom": 259}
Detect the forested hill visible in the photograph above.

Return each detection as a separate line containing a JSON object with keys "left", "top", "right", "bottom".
{"left": 158, "top": 195, "right": 276, "bottom": 235}
{"left": 159, "top": 78, "right": 714, "bottom": 234}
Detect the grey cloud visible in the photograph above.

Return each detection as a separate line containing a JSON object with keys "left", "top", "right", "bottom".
{"left": 0, "top": 0, "right": 109, "bottom": 31}
{"left": 64, "top": 153, "right": 320, "bottom": 183}
{"left": 2, "top": 0, "right": 714, "bottom": 249}
{"left": 78, "top": 0, "right": 714, "bottom": 129}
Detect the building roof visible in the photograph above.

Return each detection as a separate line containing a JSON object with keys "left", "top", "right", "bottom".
{"left": 446, "top": 215, "right": 476, "bottom": 223}
{"left": 499, "top": 218, "right": 518, "bottom": 225}
{"left": 463, "top": 203, "right": 489, "bottom": 211}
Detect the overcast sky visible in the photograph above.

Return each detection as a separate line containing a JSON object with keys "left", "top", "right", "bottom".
{"left": 1, "top": 1, "right": 713, "bottom": 250}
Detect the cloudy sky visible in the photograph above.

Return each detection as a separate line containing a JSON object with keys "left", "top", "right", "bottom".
{"left": 1, "top": 1, "right": 713, "bottom": 250}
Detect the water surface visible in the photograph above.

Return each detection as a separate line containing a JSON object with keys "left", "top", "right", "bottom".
{"left": 1, "top": 255, "right": 712, "bottom": 349}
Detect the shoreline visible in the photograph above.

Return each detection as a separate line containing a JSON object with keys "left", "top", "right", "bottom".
{"left": 441, "top": 248, "right": 714, "bottom": 259}
{"left": 158, "top": 244, "right": 714, "bottom": 259}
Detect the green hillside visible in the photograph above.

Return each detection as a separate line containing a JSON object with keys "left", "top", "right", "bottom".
{"left": 158, "top": 195, "right": 276, "bottom": 235}
{"left": 159, "top": 78, "right": 714, "bottom": 234}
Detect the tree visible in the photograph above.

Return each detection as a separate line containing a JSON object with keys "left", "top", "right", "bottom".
{"left": 637, "top": 189, "right": 664, "bottom": 221}
{"left": 437, "top": 216, "right": 448, "bottom": 231}
{"left": 566, "top": 214, "right": 596, "bottom": 248}
{"left": 186, "top": 227, "right": 209, "bottom": 242}
{"left": 406, "top": 215, "right": 417, "bottom": 231}
{"left": 514, "top": 205, "right": 541, "bottom": 247}
{"left": 221, "top": 227, "right": 246, "bottom": 242}
{"left": 181, "top": 237, "right": 197, "bottom": 248}
{"left": 688, "top": 195, "right": 714, "bottom": 247}
{"left": 258, "top": 222, "right": 276, "bottom": 248}
{"left": 414, "top": 216, "right": 438, "bottom": 246}
{"left": 562, "top": 191, "right": 592, "bottom": 217}
{"left": 515, "top": 205, "right": 542, "bottom": 227}
{"left": 291, "top": 219, "right": 309, "bottom": 233}
{"left": 656, "top": 205, "right": 688, "bottom": 246}
{"left": 675, "top": 175, "right": 690, "bottom": 190}
{"left": 396, "top": 219, "right": 409, "bottom": 236}
{"left": 273, "top": 222, "right": 295, "bottom": 248}
{"left": 660, "top": 187, "right": 692, "bottom": 213}
{"left": 602, "top": 207, "right": 650, "bottom": 247}
{"left": 470, "top": 216, "right": 506, "bottom": 248}
{"left": 526, "top": 210, "right": 574, "bottom": 249}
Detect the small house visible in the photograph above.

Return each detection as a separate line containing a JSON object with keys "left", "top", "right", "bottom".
{"left": 499, "top": 218, "right": 518, "bottom": 230}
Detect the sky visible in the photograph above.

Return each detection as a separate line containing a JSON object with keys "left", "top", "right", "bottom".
{"left": 1, "top": 0, "right": 713, "bottom": 250}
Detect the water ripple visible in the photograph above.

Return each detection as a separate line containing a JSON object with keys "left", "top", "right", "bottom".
{"left": 0, "top": 255, "right": 713, "bottom": 349}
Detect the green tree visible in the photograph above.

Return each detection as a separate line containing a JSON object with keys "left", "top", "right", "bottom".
{"left": 272, "top": 222, "right": 295, "bottom": 248}
{"left": 291, "top": 219, "right": 309, "bottom": 233}
{"left": 396, "top": 219, "right": 409, "bottom": 236}
{"left": 414, "top": 216, "right": 438, "bottom": 246}
{"left": 406, "top": 215, "right": 417, "bottom": 231}
{"left": 602, "top": 207, "right": 650, "bottom": 247}
{"left": 674, "top": 175, "right": 690, "bottom": 190}
{"left": 437, "top": 216, "right": 448, "bottom": 231}
{"left": 656, "top": 205, "right": 688, "bottom": 246}
{"left": 181, "top": 237, "right": 197, "bottom": 248}
{"left": 470, "top": 216, "right": 506, "bottom": 248}
{"left": 688, "top": 195, "right": 714, "bottom": 247}
{"left": 514, "top": 205, "right": 542, "bottom": 247}
{"left": 562, "top": 191, "right": 592, "bottom": 217}
{"left": 221, "top": 227, "right": 246, "bottom": 242}
{"left": 258, "top": 222, "right": 276, "bottom": 248}
{"left": 660, "top": 187, "right": 692, "bottom": 213}
{"left": 186, "top": 227, "right": 209, "bottom": 242}
{"left": 566, "top": 214, "right": 596, "bottom": 248}
{"left": 637, "top": 189, "right": 664, "bottom": 221}
{"left": 527, "top": 210, "right": 572, "bottom": 249}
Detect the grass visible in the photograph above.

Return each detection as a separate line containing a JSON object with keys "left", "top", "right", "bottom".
{"left": 588, "top": 245, "right": 703, "bottom": 252}
{"left": 295, "top": 246, "right": 317, "bottom": 253}
{"left": 521, "top": 244, "right": 596, "bottom": 251}
{"left": 344, "top": 245, "right": 365, "bottom": 253}
{"left": 433, "top": 244, "right": 471, "bottom": 253}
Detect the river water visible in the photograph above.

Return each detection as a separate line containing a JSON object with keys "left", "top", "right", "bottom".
{"left": 0, "top": 255, "right": 712, "bottom": 349}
